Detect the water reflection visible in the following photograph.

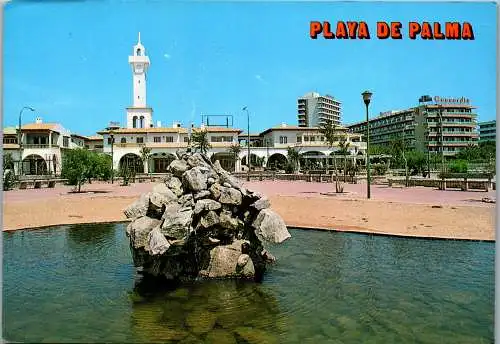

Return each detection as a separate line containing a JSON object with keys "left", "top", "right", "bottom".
{"left": 129, "top": 276, "right": 291, "bottom": 343}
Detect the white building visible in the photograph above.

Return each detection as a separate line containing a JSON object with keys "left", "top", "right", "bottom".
{"left": 298, "top": 92, "right": 342, "bottom": 127}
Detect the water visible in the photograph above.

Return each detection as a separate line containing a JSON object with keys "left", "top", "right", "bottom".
{"left": 3, "top": 224, "right": 494, "bottom": 343}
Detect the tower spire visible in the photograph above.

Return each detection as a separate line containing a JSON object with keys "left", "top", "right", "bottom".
{"left": 138, "top": 32, "right": 141, "bottom": 44}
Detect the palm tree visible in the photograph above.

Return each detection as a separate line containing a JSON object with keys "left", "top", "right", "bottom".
{"left": 139, "top": 146, "right": 152, "bottom": 176}
{"left": 287, "top": 147, "right": 301, "bottom": 173}
{"left": 227, "top": 144, "right": 242, "bottom": 172}
{"left": 338, "top": 137, "right": 351, "bottom": 182}
{"left": 192, "top": 129, "right": 212, "bottom": 155}
{"left": 390, "top": 135, "right": 409, "bottom": 186}
{"left": 319, "top": 120, "right": 343, "bottom": 193}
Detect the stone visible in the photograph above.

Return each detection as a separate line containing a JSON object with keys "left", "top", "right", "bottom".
{"left": 237, "top": 254, "right": 250, "bottom": 267}
{"left": 124, "top": 192, "right": 150, "bottom": 219}
{"left": 219, "top": 186, "right": 242, "bottom": 205}
{"left": 201, "top": 240, "right": 254, "bottom": 278}
{"left": 125, "top": 152, "right": 290, "bottom": 281}
{"left": 148, "top": 191, "right": 175, "bottom": 219}
{"left": 182, "top": 167, "right": 209, "bottom": 192}
{"left": 250, "top": 197, "right": 270, "bottom": 211}
{"left": 209, "top": 183, "right": 222, "bottom": 200}
{"left": 146, "top": 226, "right": 170, "bottom": 255}
{"left": 219, "top": 210, "right": 241, "bottom": 231}
{"left": 126, "top": 216, "right": 161, "bottom": 249}
{"left": 194, "top": 199, "right": 222, "bottom": 215}
{"left": 152, "top": 183, "right": 178, "bottom": 201}
{"left": 252, "top": 209, "right": 291, "bottom": 244}
{"left": 168, "top": 177, "right": 184, "bottom": 197}
{"left": 200, "top": 211, "right": 220, "bottom": 229}
{"left": 168, "top": 159, "right": 190, "bottom": 177}
{"left": 194, "top": 190, "right": 211, "bottom": 200}
{"left": 161, "top": 204, "right": 193, "bottom": 240}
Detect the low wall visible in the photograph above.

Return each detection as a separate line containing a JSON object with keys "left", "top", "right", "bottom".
{"left": 388, "top": 177, "right": 494, "bottom": 192}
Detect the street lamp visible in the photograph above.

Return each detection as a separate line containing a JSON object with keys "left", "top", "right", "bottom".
{"left": 362, "top": 90, "right": 372, "bottom": 199}
{"left": 110, "top": 130, "right": 115, "bottom": 184}
{"left": 242, "top": 106, "right": 251, "bottom": 182}
{"left": 18, "top": 106, "right": 35, "bottom": 176}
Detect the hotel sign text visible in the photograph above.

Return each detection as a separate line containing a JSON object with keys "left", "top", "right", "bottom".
{"left": 433, "top": 96, "right": 470, "bottom": 105}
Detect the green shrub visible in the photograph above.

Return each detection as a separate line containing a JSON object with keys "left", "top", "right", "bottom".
{"left": 372, "top": 163, "right": 388, "bottom": 176}
{"left": 448, "top": 159, "right": 468, "bottom": 173}
{"left": 3, "top": 169, "right": 16, "bottom": 191}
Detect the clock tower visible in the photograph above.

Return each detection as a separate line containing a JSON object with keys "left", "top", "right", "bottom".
{"left": 126, "top": 32, "right": 153, "bottom": 129}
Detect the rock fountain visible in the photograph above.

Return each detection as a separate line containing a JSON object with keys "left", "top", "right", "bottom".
{"left": 124, "top": 152, "right": 291, "bottom": 281}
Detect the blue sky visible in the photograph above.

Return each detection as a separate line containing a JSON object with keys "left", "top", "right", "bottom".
{"left": 4, "top": 1, "right": 497, "bottom": 136}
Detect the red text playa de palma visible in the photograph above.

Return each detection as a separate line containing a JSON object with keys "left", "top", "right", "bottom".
{"left": 310, "top": 21, "right": 474, "bottom": 40}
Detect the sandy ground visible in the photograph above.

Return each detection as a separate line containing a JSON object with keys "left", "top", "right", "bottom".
{"left": 2, "top": 180, "right": 496, "bottom": 241}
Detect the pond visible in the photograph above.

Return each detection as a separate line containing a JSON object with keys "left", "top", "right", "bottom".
{"left": 3, "top": 224, "right": 494, "bottom": 343}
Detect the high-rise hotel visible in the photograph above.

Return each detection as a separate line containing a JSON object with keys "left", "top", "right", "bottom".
{"left": 346, "top": 96, "right": 479, "bottom": 158}
{"left": 297, "top": 92, "right": 342, "bottom": 127}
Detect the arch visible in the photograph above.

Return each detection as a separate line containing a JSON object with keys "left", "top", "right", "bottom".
{"left": 119, "top": 153, "right": 144, "bottom": 174}
{"left": 133, "top": 116, "right": 138, "bottom": 128}
{"left": 211, "top": 152, "right": 235, "bottom": 172}
{"left": 151, "top": 152, "right": 176, "bottom": 173}
{"left": 120, "top": 137, "right": 126, "bottom": 144}
{"left": 267, "top": 153, "right": 288, "bottom": 170}
{"left": 136, "top": 48, "right": 142, "bottom": 56}
{"left": 140, "top": 116, "right": 145, "bottom": 129}
{"left": 22, "top": 154, "right": 47, "bottom": 176}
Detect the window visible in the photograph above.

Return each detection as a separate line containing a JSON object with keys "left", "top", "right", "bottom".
{"left": 279, "top": 136, "right": 288, "bottom": 144}
{"left": 296, "top": 136, "right": 302, "bottom": 143}
{"left": 136, "top": 137, "right": 144, "bottom": 144}
{"left": 165, "top": 136, "right": 174, "bottom": 143}
{"left": 95, "top": 145, "right": 103, "bottom": 149}
{"left": 108, "top": 137, "right": 113, "bottom": 145}
{"left": 3, "top": 137, "right": 17, "bottom": 144}
{"left": 154, "top": 137, "right": 161, "bottom": 143}
{"left": 63, "top": 137, "right": 69, "bottom": 148}
{"left": 184, "top": 137, "right": 189, "bottom": 142}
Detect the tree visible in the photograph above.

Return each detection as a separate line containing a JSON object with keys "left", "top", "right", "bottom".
{"left": 287, "top": 147, "right": 301, "bottom": 173}
{"left": 319, "top": 120, "right": 343, "bottom": 193}
{"left": 61, "top": 148, "right": 93, "bottom": 192}
{"left": 3, "top": 153, "right": 16, "bottom": 191}
{"left": 227, "top": 144, "right": 242, "bottom": 171}
{"left": 192, "top": 129, "right": 211, "bottom": 155}
{"left": 338, "top": 137, "right": 351, "bottom": 182}
{"left": 3, "top": 153, "right": 14, "bottom": 171}
{"left": 390, "top": 135, "right": 410, "bottom": 186}
{"left": 140, "top": 146, "right": 152, "bottom": 176}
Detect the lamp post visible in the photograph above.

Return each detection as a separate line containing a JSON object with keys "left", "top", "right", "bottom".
{"left": 242, "top": 106, "right": 251, "bottom": 181}
{"left": 362, "top": 91, "right": 372, "bottom": 199}
{"left": 110, "top": 131, "right": 115, "bottom": 184}
{"left": 18, "top": 106, "right": 35, "bottom": 176}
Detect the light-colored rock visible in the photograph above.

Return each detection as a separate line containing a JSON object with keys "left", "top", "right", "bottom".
{"left": 250, "top": 197, "right": 270, "bottom": 211}
{"left": 237, "top": 254, "right": 250, "bottom": 267}
{"left": 168, "top": 177, "right": 184, "bottom": 197}
{"left": 182, "top": 167, "right": 209, "bottom": 192}
{"left": 161, "top": 204, "right": 193, "bottom": 239}
{"left": 124, "top": 192, "right": 150, "bottom": 219}
{"left": 252, "top": 208, "right": 291, "bottom": 244}
{"left": 207, "top": 177, "right": 216, "bottom": 185}
{"left": 147, "top": 226, "right": 171, "bottom": 255}
{"left": 148, "top": 191, "right": 175, "bottom": 218}
{"left": 152, "top": 183, "right": 178, "bottom": 201}
{"left": 194, "top": 190, "right": 211, "bottom": 200}
{"left": 201, "top": 240, "right": 254, "bottom": 278}
{"left": 209, "top": 183, "right": 222, "bottom": 200}
{"left": 219, "top": 186, "right": 242, "bottom": 205}
{"left": 168, "top": 159, "right": 190, "bottom": 177}
{"left": 127, "top": 216, "right": 161, "bottom": 248}
{"left": 194, "top": 199, "right": 222, "bottom": 215}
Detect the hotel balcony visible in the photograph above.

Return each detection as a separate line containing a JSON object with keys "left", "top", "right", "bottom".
{"left": 23, "top": 144, "right": 60, "bottom": 149}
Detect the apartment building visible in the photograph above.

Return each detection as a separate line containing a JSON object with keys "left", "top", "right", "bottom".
{"left": 298, "top": 92, "right": 342, "bottom": 127}
{"left": 478, "top": 120, "right": 496, "bottom": 143}
{"left": 347, "top": 97, "right": 478, "bottom": 158}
